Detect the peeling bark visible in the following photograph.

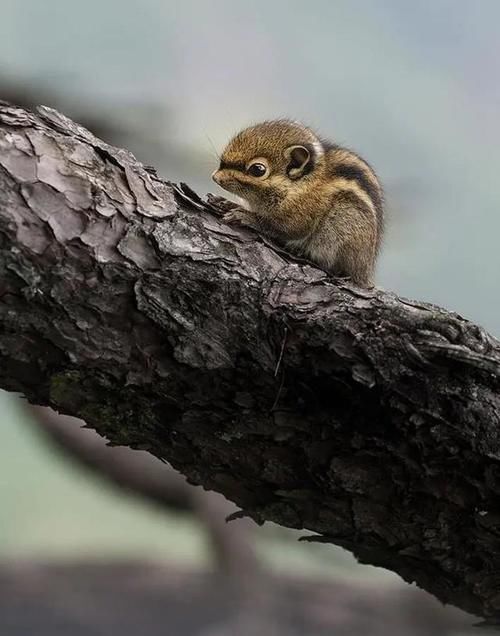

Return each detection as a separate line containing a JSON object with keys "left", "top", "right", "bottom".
{"left": 1, "top": 102, "right": 500, "bottom": 622}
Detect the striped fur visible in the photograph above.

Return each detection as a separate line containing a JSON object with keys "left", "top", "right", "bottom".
{"left": 212, "top": 120, "right": 384, "bottom": 286}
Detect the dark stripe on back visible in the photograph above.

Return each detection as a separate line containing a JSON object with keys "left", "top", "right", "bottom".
{"left": 332, "top": 189, "right": 375, "bottom": 221}
{"left": 332, "top": 184, "right": 384, "bottom": 254}
{"left": 331, "top": 163, "right": 381, "bottom": 211}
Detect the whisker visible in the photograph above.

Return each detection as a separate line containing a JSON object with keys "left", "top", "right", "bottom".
{"left": 204, "top": 133, "right": 221, "bottom": 161}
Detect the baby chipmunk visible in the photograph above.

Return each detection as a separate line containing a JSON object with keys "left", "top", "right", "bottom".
{"left": 212, "top": 120, "right": 384, "bottom": 287}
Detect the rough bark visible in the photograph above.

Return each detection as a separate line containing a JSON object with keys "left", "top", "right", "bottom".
{"left": 1, "top": 102, "right": 500, "bottom": 622}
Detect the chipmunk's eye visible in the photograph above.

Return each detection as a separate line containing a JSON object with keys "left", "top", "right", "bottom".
{"left": 246, "top": 162, "right": 267, "bottom": 178}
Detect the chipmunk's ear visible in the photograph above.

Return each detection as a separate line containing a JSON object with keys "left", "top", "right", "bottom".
{"left": 284, "top": 145, "right": 312, "bottom": 179}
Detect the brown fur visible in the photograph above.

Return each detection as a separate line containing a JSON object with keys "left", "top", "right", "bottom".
{"left": 212, "top": 120, "right": 384, "bottom": 287}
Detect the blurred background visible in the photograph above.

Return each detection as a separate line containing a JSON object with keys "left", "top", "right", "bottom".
{"left": 1, "top": 0, "right": 498, "bottom": 633}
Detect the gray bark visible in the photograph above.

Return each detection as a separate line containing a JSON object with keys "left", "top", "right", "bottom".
{"left": 1, "top": 102, "right": 500, "bottom": 622}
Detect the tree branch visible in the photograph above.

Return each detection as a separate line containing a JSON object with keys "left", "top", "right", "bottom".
{"left": 1, "top": 102, "right": 500, "bottom": 621}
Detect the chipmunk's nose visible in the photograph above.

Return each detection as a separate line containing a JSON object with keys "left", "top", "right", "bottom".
{"left": 212, "top": 169, "right": 221, "bottom": 184}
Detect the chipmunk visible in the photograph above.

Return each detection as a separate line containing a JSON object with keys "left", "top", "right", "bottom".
{"left": 211, "top": 119, "right": 383, "bottom": 287}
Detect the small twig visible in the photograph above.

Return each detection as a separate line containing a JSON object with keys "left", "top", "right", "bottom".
{"left": 271, "top": 371, "right": 286, "bottom": 413}
{"left": 270, "top": 327, "right": 288, "bottom": 412}
{"left": 274, "top": 326, "right": 288, "bottom": 377}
